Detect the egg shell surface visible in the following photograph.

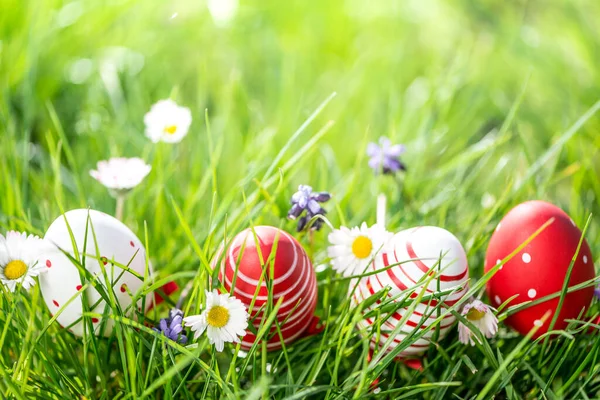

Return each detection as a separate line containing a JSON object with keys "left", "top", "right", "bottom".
{"left": 484, "top": 200, "right": 594, "bottom": 338}
{"left": 218, "top": 226, "right": 317, "bottom": 350}
{"left": 40, "top": 209, "right": 153, "bottom": 337}
{"left": 352, "top": 226, "right": 469, "bottom": 357}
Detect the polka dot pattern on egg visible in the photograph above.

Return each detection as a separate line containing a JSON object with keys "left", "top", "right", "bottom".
{"left": 485, "top": 200, "right": 595, "bottom": 339}
{"left": 39, "top": 209, "right": 154, "bottom": 338}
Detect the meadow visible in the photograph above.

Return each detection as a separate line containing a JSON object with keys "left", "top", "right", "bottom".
{"left": 2, "top": 0, "right": 600, "bottom": 398}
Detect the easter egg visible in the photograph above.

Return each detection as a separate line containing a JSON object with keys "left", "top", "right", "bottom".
{"left": 218, "top": 226, "right": 317, "bottom": 350}
{"left": 352, "top": 226, "right": 469, "bottom": 357}
{"left": 484, "top": 200, "right": 594, "bottom": 337}
{"left": 40, "top": 209, "right": 154, "bottom": 336}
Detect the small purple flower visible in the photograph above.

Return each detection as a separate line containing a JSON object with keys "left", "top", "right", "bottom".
{"left": 595, "top": 285, "right": 600, "bottom": 300}
{"left": 288, "top": 185, "right": 331, "bottom": 232}
{"left": 153, "top": 308, "right": 188, "bottom": 344}
{"left": 366, "top": 137, "right": 406, "bottom": 175}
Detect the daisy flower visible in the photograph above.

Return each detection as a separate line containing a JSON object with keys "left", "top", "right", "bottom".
{"left": 458, "top": 299, "right": 499, "bottom": 346}
{"left": 90, "top": 157, "right": 151, "bottom": 220}
{"left": 0, "top": 232, "right": 50, "bottom": 292}
{"left": 89, "top": 157, "right": 151, "bottom": 193}
{"left": 183, "top": 290, "right": 249, "bottom": 352}
{"left": 366, "top": 137, "right": 406, "bottom": 175}
{"left": 327, "top": 222, "right": 392, "bottom": 277}
{"left": 144, "top": 99, "right": 192, "bottom": 143}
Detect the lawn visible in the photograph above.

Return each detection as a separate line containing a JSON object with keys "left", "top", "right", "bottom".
{"left": 1, "top": 0, "right": 600, "bottom": 398}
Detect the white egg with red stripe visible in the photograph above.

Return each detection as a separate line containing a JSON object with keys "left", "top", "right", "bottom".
{"left": 351, "top": 226, "right": 469, "bottom": 358}
{"left": 39, "top": 209, "right": 154, "bottom": 337}
{"left": 218, "top": 226, "right": 317, "bottom": 350}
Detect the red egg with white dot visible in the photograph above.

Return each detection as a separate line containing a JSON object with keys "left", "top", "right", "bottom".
{"left": 352, "top": 226, "right": 469, "bottom": 358}
{"left": 484, "top": 201, "right": 595, "bottom": 337}
{"left": 218, "top": 226, "right": 318, "bottom": 350}
{"left": 39, "top": 209, "right": 154, "bottom": 336}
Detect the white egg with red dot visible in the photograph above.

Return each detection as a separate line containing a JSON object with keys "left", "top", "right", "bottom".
{"left": 39, "top": 209, "right": 154, "bottom": 337}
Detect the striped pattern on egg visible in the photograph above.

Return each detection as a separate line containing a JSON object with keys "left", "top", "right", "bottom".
{"left": 351, "top": 226, "right": 469, "bottom": 358}
{"left": 40, "top": 209, "right": 154, "bottom": 337}
{"left": 218, "top": 226, "right": 317, "bottom": 350}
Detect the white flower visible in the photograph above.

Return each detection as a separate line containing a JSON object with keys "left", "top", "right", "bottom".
{"left": 327, "top": 222, "right": 392, "bottom": 277}
{"left": 0, "top": 232, "right": 50, "bottom": 292}
{"left": 183, "top": 290, "right": 249, "bottom": 352}
{"left": 144, "top": 99, "right": 192, "bottom": 143}
{"left": 90, "top": 157, "right": 151, "bottom": 191}
{"left": 458, "top": 299, "right": 499, "bottom": 346}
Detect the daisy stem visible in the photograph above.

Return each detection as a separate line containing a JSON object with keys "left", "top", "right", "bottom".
{"left": 116, "top": 195, "right": 125, "bottom": 221}
{"left": 376, "top": 193, "right": 386, "bottom": 228}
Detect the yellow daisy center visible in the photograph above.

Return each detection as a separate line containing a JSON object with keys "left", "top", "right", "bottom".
{"left": 4, "top": 260, "right": 27, "bottom": 280}
{"left": 351, "top": 236, "right": 373, "bottom": 259}
{"left": 164, "top": 125, "right": 178, "bottom": 135}
{"left": 466, "top": 308, "right": 486, "bottom": 321}
{"left": 207, "top": 305, "right": 230, "bottom": 328}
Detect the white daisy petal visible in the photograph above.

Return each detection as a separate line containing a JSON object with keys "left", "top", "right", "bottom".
{"left": 183, "top": 315, "right": 203, "bottom": 326}
{"left": 327, "top": 245, "right": 350, "bottom": 258}
{"left": 89, "top": 157, "right": 151, "bottom": 192}
{"left": 144, "top": 99, "right": 192, "bottom": 144}
{"left": 4, "top": 280, "right": 17, "bottom": 292}
{"left": 0, "top": 231, "right": 50, "bottom": 293}
{"left": 0, "top": 240, "right": 10, "bottom": 265}
{"left": 193, "top": 325, "right": 207, "bottom": 339}
{"left": 21, "top": 276, "right": 34, "bottom": 291}
{"left": 458, "top": 299, "right": 499, "bottom": 346}
{"left": 327, "top": 223, "right": 392, "bottom": 277}
{"left": 186, "top": 290, "right": 249, "bottom": 352}
{"left": 328, "top": 231, "right": 353, "bottom": 246}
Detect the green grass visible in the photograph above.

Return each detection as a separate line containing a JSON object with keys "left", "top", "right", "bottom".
{"left": 2, "top": 0, "right": 600, "bottom": 398}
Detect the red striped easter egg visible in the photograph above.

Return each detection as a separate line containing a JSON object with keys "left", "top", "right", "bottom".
{"left": 218, "top": 226, "right": 318, "bottom": 350}
{"left": 352, "top": 226, "right": 469, "bottom": 358}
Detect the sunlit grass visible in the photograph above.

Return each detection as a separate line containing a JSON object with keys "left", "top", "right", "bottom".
{"left": 1, "top": 0, "right": 600, "bottom": 398}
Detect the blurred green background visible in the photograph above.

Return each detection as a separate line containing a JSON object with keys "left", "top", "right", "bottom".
{"left": 3, "top": 1, "right": 600, "bottom": 397}
{"left": 1, "top": 0, "right": 600, "bottom": 275}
